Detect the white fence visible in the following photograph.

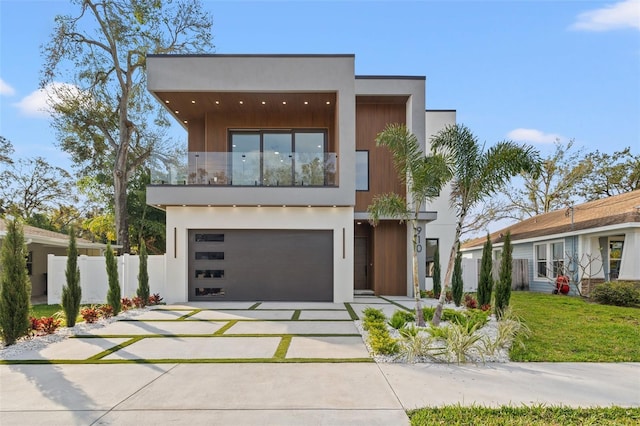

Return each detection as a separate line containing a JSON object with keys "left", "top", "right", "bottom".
{"left": 47, "top": 254, "right": 167, "bottom": 305}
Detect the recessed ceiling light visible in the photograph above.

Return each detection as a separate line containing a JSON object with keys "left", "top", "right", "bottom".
{"left": 304, "top": 101, "right": 308, "bottom": 105}
{"left": 232, "top": 204, "right": 236, "bottom": 207}
{"left": 257, "top": 204, "right": 261, "bottom": 207}
{"left": 183, "top": 120, "right": 188, "bottom": 124}
{"left": 282, "top": 205, "right": 286, "bottom": 208}
{"left": 165, "top": 100, "right": 169, "bottom": 104}
{"left": 282, "top": 101, "right": 287, "bottom": 105}
{"left": 207, "top": 204, "right": 211, "bottom": 207}
{"left": 317, "top": 145, "right": 322, "bottom": 148}
{"left": 215, "top": 100, "right": 220, "bottom": 104}
{"left": 274, "top": 151, "right": 280, "bottom": 155}
{"left": 239, "top": 100, "right": 244, "bottom": 104}
{"left": 174, "top": 110, "right": 179, "bottom": 114}
{"left": 326, "top": 101, "right": 331, "bottom": 105}
{"left": 307, "top": 205, "right": 311, "bottom": 208}
{"left": 191, "top": 100, "right": 196, "bottom": 104}
{"left": 182, "top": 204, "right": 186, "bottom": 207}
{"left": 261, "top": 101, "right": 266, "bottom": 105}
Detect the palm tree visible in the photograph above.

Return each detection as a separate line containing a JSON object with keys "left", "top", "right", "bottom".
{"left": 430, "top": 124, "right": 540, "bottom": 326}
{"left": 368, "top": 124, "right": 452, "bottom": 326}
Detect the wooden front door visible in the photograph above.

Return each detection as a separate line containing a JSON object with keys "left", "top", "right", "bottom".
{"left": 354, "top": 236, "right": 370, "bottom": 290}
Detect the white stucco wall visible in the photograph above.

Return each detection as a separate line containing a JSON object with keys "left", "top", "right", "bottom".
{"left": 165, "top": 206, "right": 354, "bottom": 303}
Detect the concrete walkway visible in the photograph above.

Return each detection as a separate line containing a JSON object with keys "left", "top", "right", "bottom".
{"left": 1, "top": 297, "right": 639, "bottom": 425}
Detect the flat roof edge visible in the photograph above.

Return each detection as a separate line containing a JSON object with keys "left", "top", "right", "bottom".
{"left": 426, "top": 109, "right": 457, "bottom": 112}
{"left": 356, "top": 75, "right": 426, "bottom": 80}
{"left": 147, "top": 53, "right": 356, "bottom": 58}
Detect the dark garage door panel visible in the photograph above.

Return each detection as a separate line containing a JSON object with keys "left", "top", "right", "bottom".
{"left": 189, "top": 229, "right": 333, "bottom": 301}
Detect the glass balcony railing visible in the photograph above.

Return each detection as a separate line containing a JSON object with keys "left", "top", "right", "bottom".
{"left": 151, "top": 151, "right": 337, "bottom": 187}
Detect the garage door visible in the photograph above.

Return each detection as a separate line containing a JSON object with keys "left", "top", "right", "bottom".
{"left": 188, "top": 229, "right": 333, "bottom": 301}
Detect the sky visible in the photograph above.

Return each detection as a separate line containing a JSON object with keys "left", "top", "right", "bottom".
{"left": 0, "top": 0, "right": 639, "bottom": 173}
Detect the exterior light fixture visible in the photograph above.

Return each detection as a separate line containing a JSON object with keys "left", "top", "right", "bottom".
{"left": 261, "top": 101, "right": 266, "bottom": 105}
{"left": 239, "top": 100, "right": 244, "bottom": 104}
{"left": 215, "top": 100, "right": 220, "bottom": 104}
{"left": 165, "top": 100, "right": 169, "bottom": 104}
{"left": 174, "top": 110, "right": 179, "bottom": 114}
{"left": 282, "top": 101, "right": 287, "bottom": 105}
{"left": 304, "top": 101, "right": 308, "bottom": 105}
{"left": 326, "top": 101, "right": 331, "bottom": 105}
{"left": 191, "top": 100, "right": 196, "bottom": 104}
{"left": 183, "top": 120, "right": 188, "bottom": 124}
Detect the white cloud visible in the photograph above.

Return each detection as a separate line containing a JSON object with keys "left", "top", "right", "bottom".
{"left": 570, "top": 0, "right": 640, "bottom": 32}
{"left": 13, "top": 82, "right": 81, "bottom": 118}
{"left": 507, "top": 128, "right": 562, "bottom": 144}
{"left": 0, "top": 78, "right": 15, "bottom": 96}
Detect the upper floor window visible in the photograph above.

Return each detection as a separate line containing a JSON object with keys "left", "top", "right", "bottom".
{"left": 356, "top": 151, "right": 369, "bottom": 191}
{"left": 230, "top": 130, "right": 332, "bottom": 186}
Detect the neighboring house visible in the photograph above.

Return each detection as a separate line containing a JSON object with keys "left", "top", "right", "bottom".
{"left": 461, "top": 190, "right": 640, "bottom": 295}
{"left": 146, "top": 54, "right": 456, "bottom": 303}
{"left": 0, "top": 221, "right": 108, "bottom": 297}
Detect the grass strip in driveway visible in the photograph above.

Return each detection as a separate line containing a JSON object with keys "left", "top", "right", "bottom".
{"left": 213, "top": 320, "right": 238, "bottom": 335}
{"left": 378, "top": 296, "right": 413, "bottom": 311}
{"left": 1, "top": 357, "right": 374, "bottom": 365}
{"left": 177, "top": 310, "right": 201, "bottom": 320}
{"left": 273, "top": 336, "right": 292, "bottom": 359}
{"left": 291, "top": 310, "right": 301, "bottom": 320}
{"left": 248, "top": 302, "right": 261, "bottom": 310}
{"left": 344, "top": 303, "right": 359, "bottom": 320}
{"left": 87, "top": 336, "right": 145, "bottom": 360}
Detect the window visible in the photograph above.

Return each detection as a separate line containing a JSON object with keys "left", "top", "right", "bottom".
{"left": 534, "top": 241, "right": 564, "bottom": 279}
{"left": 356, "top": 151, "right": 369, "bottom": 191}
{"left": 195, "top": 252, "right": 224, "bottom": 260}
{"left": 609, "top": 238, "right": 624, "bottom": 280}
{"left": 425, "top": 239, "right": 438, "bottom": 277}
{"left": 195, "top": 233, "right": 224, "bottom": 242}
{"left": 230, "top": 130, "right": 328, "bottom": 186}
{"left": 25, "top": 251, "right": 33, "bottom": 276}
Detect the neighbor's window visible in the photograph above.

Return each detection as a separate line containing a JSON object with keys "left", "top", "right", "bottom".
{"left": 609, "top": 238, "right": 624, "bottom": 280}
{"left": 356, "top": 151, "right": 369, "bottom": 191}
{"left": 425, "top": 239, "right": 438, "bottom": 277}
{"left": 535, "top": 244, "right": 547, "bottom": 278}
{"left": 534, "top": 241, "right": 565, "bottom": 279}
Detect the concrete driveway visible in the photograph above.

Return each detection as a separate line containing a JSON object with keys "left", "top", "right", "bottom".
{"left": 1, "top": 296, "right": 638, "bottom": 425}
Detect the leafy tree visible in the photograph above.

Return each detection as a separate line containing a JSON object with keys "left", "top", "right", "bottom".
{"left": 368, "top": 124, "right": 452, "bottom": 326}
{"left": 62, "top": 227, "right": 81, "bottom": 327}
{"left": 451, "top": 251, "right": 463, "bottom": 307}
{"left": 0, "top": 156, "right": 76, "bottom": 221}
{"left": 495, "top": 231, "right": 513, "bottom": 319}
{"left": 137, "top": 240, "right": 149, "bottom": 306}
{"left": 477, "top": 234, "right": 493, "bottom": 307}
{"left": 0, "top": 218, "right": 31, "bottom": 345}
{"left": 42, "top": 0, "right": 214, "bottom": 252}
{"left": 432, "top": 243, "right": 441, "bottom": 298}
{"left": 0, "top": 136, "right": 14, "bottom": 166}
{"left": 578, "top": 147, "right": 640, "bottom": 200}
{"left": 105, "top": 242, "right": 121, "bottom": 315}
{"left": 494, "top": 139, "right": 591, "bottom": 221}
{"left": 429, "top": 124, "right": 539, "bottom": 326}
{"left": 128, "top": 170, "right": 166, "bottom": 254}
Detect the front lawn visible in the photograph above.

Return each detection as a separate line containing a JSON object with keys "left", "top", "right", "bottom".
{"left": 408, "top": 405, "right": 640, "bottom": 425}
{"left": 509, "top": 292, "right": 640, "bottom": 362}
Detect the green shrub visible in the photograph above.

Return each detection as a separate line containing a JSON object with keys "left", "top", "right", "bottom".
{"left": 388, "top": 309, "right": 415, "bottom": 329}
{"left": 136, "top": 240, "right": 149, "bottom": 307}
{"left": 105, "top": 243, "right": 121, "bottom": 315}
{"left": 432, "top": 244, "right": 441, "bottom": 298}
{"left": 592, "top": 281, "right": 640, "bottom": 307}
{"left": 427, "top": 325, "right": 450, "bottom": 340}
{"left": 464, "top": 309, "right": 490, "bottom": 329}
{"left": 363, "top": 306, "right": 386, "bottom": 321}
{"left": 62, "top": 228, "right": 81, "bottom": 327}
{"left": 368, "top": 327, "right": 399, "bottom": 355}
{"left": 477, "top": 234, "right": 493, "bottom": 306}
{"left": 0, "top": 218, "right": 31, "bottom": 345}
{"left": 495, "top": 231, "right": 513, "bottom": 318}
{"left": 452, "top": 251, "right": 463, "bottom": 306}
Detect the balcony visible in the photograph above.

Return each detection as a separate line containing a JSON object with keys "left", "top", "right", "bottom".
{"left": 151, "top": 151, "right": 338, "bottom": 187}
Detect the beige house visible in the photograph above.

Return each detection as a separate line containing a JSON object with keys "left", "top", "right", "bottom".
{"left": 0, "top": 222, "right": 109, "bottom": 297}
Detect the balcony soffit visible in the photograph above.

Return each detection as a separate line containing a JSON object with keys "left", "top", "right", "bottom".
{"left": 155, "top": 91, "right": 337, "bottom": 127}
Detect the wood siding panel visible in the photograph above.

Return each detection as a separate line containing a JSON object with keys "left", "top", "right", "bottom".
{"left": 187, "top": 118, "right": 206, "bottom": 152}
{"left": 355, "top": 102, "right": 406, "bottom": 212}
{"left": 372, "top": 221, "right": 406, "bottom": 295}
{"left": 205, "top": 110, "right": 336, "bottom": 153}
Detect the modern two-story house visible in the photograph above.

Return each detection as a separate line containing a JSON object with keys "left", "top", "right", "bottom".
{"left": 146, "top": 54, "right": 455, "bottom": 303}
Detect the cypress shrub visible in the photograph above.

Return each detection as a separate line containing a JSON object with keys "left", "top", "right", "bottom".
{"left": 62, "top": 227, "right": 81, "bottom": 327}
{"left": 452, "top": 250, "right": 463, "bottom": 307}
{"left": 105, "top": 243, "right": 121, "bottom": 315}
{"left": 495, "top": 231, "right": 513, "bottom": 319}
{"left": 0, "top": 218, "right": 31, "bottom": 345}
{"left": 477, "top": 234, "right": 493, "bottom": 306}
{"left": 136, "top": 240, "right": 149, "bottom": 306}
{"left": 432, "top": 243, "right": 441, "bottom": 298}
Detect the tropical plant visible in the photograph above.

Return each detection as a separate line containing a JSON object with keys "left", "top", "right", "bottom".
{"left": 368, "top": 124, "right": 452, "bottom": 326}
{"left": 0, "top": 218, "right": 31, "bottom": 345}
{"left": 429, "top": 124, "right": 539, "bottom": 325}
{"left": 105, "top": 242, "right": 121, "bottom": 315}
{"left": 388, "top": 309, "right": 414, "bottom": 329}
{"left": 398, "top": 325, "right": 441, "bottom": 363}
{"left": 136, "top": 240, "right": 149, "bottom": 307}
{"left": 452, "top": 251, "right": 463, "bottom": 306}
{"left": 446, "top": 320, "right": 487, "bottom": 364}
{"left": 477, "top": 234, "right": 493, "bottom": 306}
{"left": 495, "top": 231, "right": 513, "bottom": 318}
{"left": 62, "top": 227, "right": 81, "bottom": 327}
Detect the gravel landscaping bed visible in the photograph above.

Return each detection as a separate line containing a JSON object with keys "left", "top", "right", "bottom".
{"left": 0, "top": 307, "right": 150, "bottom": 359}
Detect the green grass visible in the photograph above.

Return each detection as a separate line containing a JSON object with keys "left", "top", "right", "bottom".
{"left": 30, "top": 304, "right": 64, "bottom": 318}
{"left": 408, "top": 405, "right": 640, "bottom": 425}
{"left": 509, "top": 292, "right": 640, "bottom": 362}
